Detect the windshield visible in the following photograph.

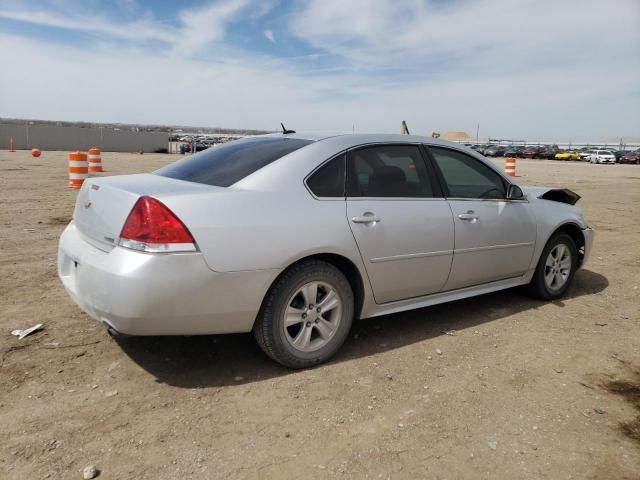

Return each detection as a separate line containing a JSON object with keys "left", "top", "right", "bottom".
{"left": 156, "top": 136, "right": 313, "bottom": 187}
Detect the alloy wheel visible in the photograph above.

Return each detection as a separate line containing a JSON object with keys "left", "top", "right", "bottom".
{"left": 544, "top": 244, "right": 572, "bottom": 292}
{"left": 282, "top": 281, "right": 343, "bottom": 353}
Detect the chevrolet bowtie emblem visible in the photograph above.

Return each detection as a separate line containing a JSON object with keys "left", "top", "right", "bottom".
{"left": 84, "top": 201, "right": 92, "bottom": 209}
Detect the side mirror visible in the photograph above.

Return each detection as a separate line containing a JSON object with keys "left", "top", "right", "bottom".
{"left": 507, "top": 184, "right": 525, "bottom": 200}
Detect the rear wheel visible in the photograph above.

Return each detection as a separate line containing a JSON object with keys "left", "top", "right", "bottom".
{"left": 528, "top": 233, "right": 577, "bottom": 300}
{"left": 253, "top": 260, "right": 354, "bottom": 369}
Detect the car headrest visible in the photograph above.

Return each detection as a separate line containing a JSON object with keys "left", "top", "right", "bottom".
{"left": 369, "top": 165, "right": 407, "bottom": 196}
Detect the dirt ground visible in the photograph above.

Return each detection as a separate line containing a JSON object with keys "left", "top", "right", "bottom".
{"left": 1, "top": 150, "right": 639, "bottom": 480}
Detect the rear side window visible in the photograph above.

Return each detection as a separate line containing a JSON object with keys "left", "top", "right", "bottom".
{"left": 429, "top": 147, "right": 506, "bottom": 199}
{"left": 156, "top": 137, "right": 313, "bottom": 187}
{"left": 347, "top": 145, "right": 433, "bottom": 197}
{"left": 306, "top": 154, "right": 345, "bottom": 198}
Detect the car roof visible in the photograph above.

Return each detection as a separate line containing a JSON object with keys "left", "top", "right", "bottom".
{"left": 235, "top": 132, "right": 513, "bottom": 191}
{"left": 261, "top": 132, "right": 479, "bottom": 150}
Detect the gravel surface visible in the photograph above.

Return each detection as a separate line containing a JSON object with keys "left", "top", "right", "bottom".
{"left": 1, "top": 150, "right": 639, "bottom": 479}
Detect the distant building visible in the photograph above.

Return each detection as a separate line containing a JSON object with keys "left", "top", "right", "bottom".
{"left": 441, "top": 131, "right": 473, "bottom": 142}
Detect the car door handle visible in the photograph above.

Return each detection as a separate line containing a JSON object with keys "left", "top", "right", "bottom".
{"left": 457, "top": 211, "right": 479, "bottom": 222}
{"left": 351, "top": 213, "right": 381, "bottom": 224}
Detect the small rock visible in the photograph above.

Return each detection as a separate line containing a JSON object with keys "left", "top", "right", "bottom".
{"left": 284, "top": 432, "right": 291, "bottom": 438}
{"left": 436, "top": 349, "right": 442, "bottom": 355}
{"left": 533, "top": 426, "right": 538, "bottom": 431}
{"left": 386, "top": 374, "right": 393, "bottom": 380}
{"left": 488, "top": 441, "right": 497, "bottom": 450}
{"left": 554, "top": 368, "right": 563, "bottom": 374}
{"left": 398, "top": 423, "right": 404, "bottom": 428}
{"left": 594, "top": 322, "right": 607, "bottom": 326}
{"left": 105, "top": 390, "right": 118, "bottom": 398}
{"left": 594, "top": 408, "right": 606, "bottom": 415}
{"left": 436, "top": 373, "right": 445, "bottom": 378}
{"left": 82, "top": 465, "right": 99, "bottom": 479}
{"left": 427, "top": 355, "right": 433, "bottom": 360}
{"left": 233, "top": 376, "right": 244, "bottom": 382}
{"left": 367, "top": 405, "right": 373, "bottom": 410}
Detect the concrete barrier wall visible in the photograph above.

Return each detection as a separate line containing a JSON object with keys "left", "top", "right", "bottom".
{"left": 0, "top": 124, "right": 168, "bottom": 152}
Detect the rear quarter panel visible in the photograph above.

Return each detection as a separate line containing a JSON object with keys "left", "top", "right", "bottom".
{"left": 157, "top": 188, "right": 365, "bottom": 274}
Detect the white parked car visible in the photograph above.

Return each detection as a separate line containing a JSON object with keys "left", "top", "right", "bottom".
{"left": 58, "top": 133, "right": 594, "bottom": 368}
{"left": 579, "top": 149, "right": 596, "bottom": 161}
{"left": 589, "top": 150, "right": 616, "bottom": 164}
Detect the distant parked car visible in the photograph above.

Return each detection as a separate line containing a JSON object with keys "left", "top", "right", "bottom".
{"left": 618, "top": 152, "right": 640, "bottom": 164}
{"left": 474, "top": 144, "right": 495, "bottom": 155}
{"left": 613, "top": 150, "right": 632, "bottom": 161}
{"left": 555, "top": 151, "right": 581, "bottom": 161}
{"left": 539, "top": 148, "right": 561, "bottom": 160}
{"left": 484, "top": 145, "right": 508, "bottom": 157}
{"left": 522, "top": 147, "right": 545, "bottom": 159}
{"left": 503, "top": 146, "right": 526, "bottom": 157}
{"left": 579, "top": 149, "right": 596, "bottom": 161}
{"left": 589, "top": 150, "right": 616, "bottom": 164}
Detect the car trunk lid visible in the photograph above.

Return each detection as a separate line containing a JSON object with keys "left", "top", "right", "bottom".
{"left": 72, "top": 174, "right": 217, "bottom": 252}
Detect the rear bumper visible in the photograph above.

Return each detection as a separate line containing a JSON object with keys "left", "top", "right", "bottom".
{"left": 57, "top": 223, "right": 279, "bottom": 335}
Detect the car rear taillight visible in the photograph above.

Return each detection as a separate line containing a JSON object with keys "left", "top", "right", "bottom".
{"left": 119, "top": 196, "right": 197, "bottom": 253}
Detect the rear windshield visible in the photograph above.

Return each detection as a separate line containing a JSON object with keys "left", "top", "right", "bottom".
{"left": 155, "top": 136, "right": 313, "bottom": 187}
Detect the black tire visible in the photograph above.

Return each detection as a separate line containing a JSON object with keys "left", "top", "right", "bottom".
{"left": 527, "top": 232, "right": 578, "bottom": 300}
{"left": 253, "top": 260, "right": 354, "bottom": 369}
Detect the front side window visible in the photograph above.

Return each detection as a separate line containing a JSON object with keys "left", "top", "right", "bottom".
{"left": 347, "top": 145, "right": 433, "bottom": 198}
{"left": 306, "top": 154, "right": 345, "bottom": 198}
{"left": 428, "top": 147, "right": 506, "bottom": 199}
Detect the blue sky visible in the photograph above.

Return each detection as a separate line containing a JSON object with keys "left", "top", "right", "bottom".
{"left": 0, "top": 0, "right": 638, "bottom": 141}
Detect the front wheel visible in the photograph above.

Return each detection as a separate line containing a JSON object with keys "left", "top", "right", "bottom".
{"left": 253, "top": 260, "right": 354, "bottom": 369}
{"left": 527, "top": 233, "right": 577, "bottom": 300}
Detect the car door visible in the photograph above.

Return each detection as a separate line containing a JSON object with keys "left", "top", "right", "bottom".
{"left": 346, "top": 144, "right": 454, "bottom": 304}
{"left": 426, "top": 146, "right": 537, "bottom": 291}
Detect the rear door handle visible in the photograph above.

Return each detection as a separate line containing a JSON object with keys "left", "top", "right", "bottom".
{"left": 351, "top": 212, "right": 381, "bottom": 224}
{"left": 457, "top": 211, "right": 479, "bottom": 222}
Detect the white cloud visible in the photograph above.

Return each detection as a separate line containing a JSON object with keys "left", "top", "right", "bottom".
{"left": 173, "top": 0, "right": 251, "bottom": 54}
{"left": 0, "top": 9, "right": 174, "bottom": 43}
{"left": 263, "top": 29, "right": 276, "bottom": 43}
{"left": 0, "top": 0, "right": 638, "bottom": 140}
{"left": 0, "top": 0, "right": 258, "bottom": 55}
{"left": 290, "top": 0, "right": 640, "bottom": 69}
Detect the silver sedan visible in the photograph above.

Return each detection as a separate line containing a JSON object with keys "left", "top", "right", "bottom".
{"left": 58, "top": 133, "right": 594, "bottom": 368}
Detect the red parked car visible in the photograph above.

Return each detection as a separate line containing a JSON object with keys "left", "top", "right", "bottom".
{"left": 619, "top": 152, "right": 640, "bottom": 164}
{"left": 522, "top": 147, "right": 545, "bottom": 159}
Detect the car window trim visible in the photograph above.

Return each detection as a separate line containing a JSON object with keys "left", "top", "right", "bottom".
{"left": 345, "top": 142, "right": 443, "bottom": 199}
{"left": 423, "top": 144, "right": 519, "bottom": 201}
